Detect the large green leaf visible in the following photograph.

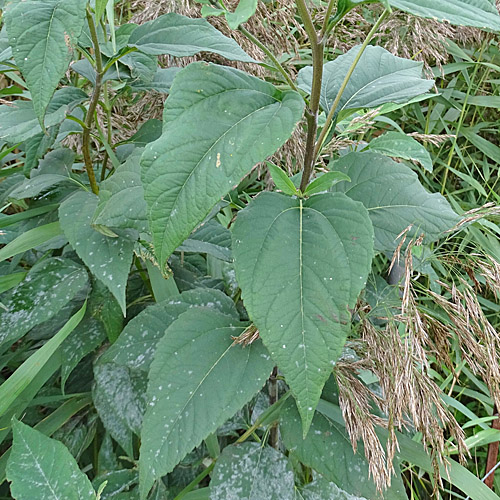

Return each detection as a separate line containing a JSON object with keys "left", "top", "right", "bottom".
{"left": 232, "top": 192, "right": 374, "bottom": 434}
{"left": 141, "top": 63, "right": 304, "bottom": 267}
{"left": 390, "top": 0, "right": 500, "bottom": 31}
{"left": 233, "top": 193, "right": 373, "bottom": 434}
{"left": 6, "top": 419, "right": 96, "bottom": 500}
{"left": 139, "top": 307, "right": 274, "bottom": 499}
{"left": 280, "top": 400, "right": 407, "bottom": 499}
{"left": 128, "top": 13, "right": 255, "bottom": 61}
{"left": 297, "top": 45, "right": 433, "bottom": 117}
{"left": 5, "top": 0, "right": 88, "bottom": 124}
{"left": 209, "top": 443, "right": 295, "bottom": 500}
{"left": 59, "top": 191, "right": 135, "bottom": 315}
{"left": 298, "top": 476, "right": 368, "bottom": 500}
{"left": 331, "top": 152, "right": 460, "bottom": 252}
{"left": 0, "top": 257, "right": 88, "bottom": 350}
{"left": 101, "top": 288, "right": 238, "bottom": 372}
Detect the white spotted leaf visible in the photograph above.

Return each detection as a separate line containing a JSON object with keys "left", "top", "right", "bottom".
{"left": 59, "top": 191, "right": 135, "bottom": 315}
{"left": 232, "top": 192, "right": 374, "bottom": 434}
{"left": 139, "top": 307, "right": 274, "bottom": 499}
{"left": 6, "top": 419, "right": 96, "bottom": 500}
{"left": 209, "top": 443, "right": 295, "bottom": 500}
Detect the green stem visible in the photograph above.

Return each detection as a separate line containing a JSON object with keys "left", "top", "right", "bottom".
{"left": 313, "top": 9, "right": 389, "bottom": 162}
{"left": 238, "top": 26, "right": 299, "bottom": 93}
{"left": 295, "top": 0, "right": 326, "bottom": 192}
{"left": 320, "top": 0, "right": 338, "bottom": 39}
{"left": 83, "top": 8, "right": 103, "bottom": 195}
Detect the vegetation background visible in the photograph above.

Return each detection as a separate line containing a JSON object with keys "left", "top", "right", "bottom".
{"left": 0, "top": 0, "right": 500, "bottom": 499}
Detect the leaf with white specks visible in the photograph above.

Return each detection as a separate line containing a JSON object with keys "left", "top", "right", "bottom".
{"left": 6, "top": 419, "right": 96, "bottom": 500}
{"left": 0, "top": 257, "right": 88, "bottom": 350}
{"left": 100, "top": 288, "right": 238, "bottom": 372}
{"left": 141, "top": 62, "right": 304, "bottom": 268}
{"left": 232, "top": 192, "right": 374, "bottom": 434}
{"left": 93, "top": 362, "right": 147, "bottom": 458}
{"left": 139, "top": 307, "right": 274, "bottom": 499}
{"left": 59, "top": 191, "right": 135, "bottom": 315}
{"left": 299, "top": 476, "right": 368, "bottom": 500}
{"left": 209, "top": 443, "right": 295, "bottom": 500}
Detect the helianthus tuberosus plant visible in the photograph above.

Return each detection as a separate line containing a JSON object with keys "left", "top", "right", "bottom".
{"left": 0, "top": 0, "right": 500, "bottom": 498}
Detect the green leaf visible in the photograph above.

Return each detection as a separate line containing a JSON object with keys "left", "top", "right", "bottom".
{"left": 59, "top": 191, "right": 135, "bottom": 315}
{"left": 178, "top": 219, "right": 233, "bottom": 262}
{"left": 130, "top": 67, "right": 181, "bottom": 93}
{"left": 226, "top": 0, "right": 259, "bottom": 29}
{"left": 61, "top": 316, "right": 106, "bottom": 391}
{"left": 10, "top": 148, "right": 77, "bottom": 199}
{"left": 0, "top": 271, "right": 27, "bottom": 295}
{"left": 0, "top": 88, "right": 88, "bottom": 143}
{"left": 141, "top": 62, "right": 304, "bottom": 267}
{"left": 297, "top": 45, "right": 434, "bottom": 117}
{"left": 94, "top": 149, "right": 148, "bottom": 233}
{"left": 368, "top": 131, "right": 433, "bottom": 173}
{"left": 6, "top": 419, "right": 96, "bottom": 500}
{"left": 0, "top": 302, "right": 86, "bottom": 418}
{"left": 5, "top": 0, "right": 88, "bottom": 124}
{"left": 232, "top": 192, "right": 374, "bottom": 434}
{"left": 331, "top": 151, "right": 460, "bottom": 252}
{"left": 280, "top": 400, "right": 407, "bottom": 499}
{"left": 389, "top": 0, "right": 500, "bottom": 31}
{"left": 0, "top": 222, "right": 62, "bottom": 263}
{"left": 0, "top": 258, "right": 88, "bottom": 350}
{"left": 128, "top": 13, "right": 255, "bottom": 61}
{"left": 299, "top": 476, "right": 369, "bottom": 500}
{"left": 139, "top": 307, "right": 274, "bottom": 499}
{"left": 93, "top": 361, "right": 147, "bottom": 458}
{"left": 95, "top": 0, "right": 110, "bottom": 22}
{"left": 100, "top": 288, "right": 238, "bottom": 372}
{"left": 209, "top": 443, "right": 295, "bottom": 500}
{"left": 304, "top": 172, "right": 351, "bottom": 196}
{"left": 267, "top": 162, "right": 298, "bottom": 196}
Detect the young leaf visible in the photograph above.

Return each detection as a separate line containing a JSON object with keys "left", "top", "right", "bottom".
{"left": 0, "top": 258, "right": 88, "bottom": 350}
{"left": 128, "top": 13, "right": 255, "bottom": 62}
{"left": 297, "top": 45, "right": 434, "bottom": 117}
{"left": 141, "top": 63, "right": 304, "bottom": 267}
{"left": 280, "top": 400, "right": 407, "bottom": 499}
{"left": 232, "top": 192, "right": 374, "bottom": 434}
{"left": 139, "top": 307, "right": 274, "bottom": 499}
{"left": 100, "top": 288, "right": 238, "bottom": 372}
{"left": 209, "top": 443, "right": 295, "bottom": 500}
{"left": 59, "top": 191, "right": 135, "bottom": 315}
{"left": 6, "top": 419, "right": 96, "bottom": 500}
{"left": 225, "top": 0, "right": 259, "bottom": 29}
{"left": 368, "top": 131, "right": 433, "bottom": 173}
{"left": 389, "top": 0, "right": 500, "bottom": 31}
{"left": 4, "top": 0, "right": 88, "bottom": 125}
{"left": 267, "top": 162, "right": 298, "bottom": 196}
{"left": 331, "top": 151, "right": 460, "bottom": 252}
{"left": 304, "top": 171, "right": 351, "bottom": 196}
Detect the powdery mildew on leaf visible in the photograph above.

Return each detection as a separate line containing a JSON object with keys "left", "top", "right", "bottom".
{"left": 210, "top": 443, "right": 295, "bottom": 500}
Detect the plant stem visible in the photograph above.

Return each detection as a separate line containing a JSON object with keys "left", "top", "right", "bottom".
{"left": 83, "top": 9, "right": 104, "bottom": 195}
{"left": 320, "top": 0, "right": 338, "bottom": 39}
{"left": 296, "top": 0, "right": 325, "bottom": 192}
{"left": 268, "top": 366, "right": 279, "bottom": 448}
{"left": 238, "top": 26, "right": 299, "bottom": 93}
{"left": 313, "top": 9, "right": 389, "bottom": 162}
{"left": 173, "top": 461, "right": 215, "bottom": 500}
